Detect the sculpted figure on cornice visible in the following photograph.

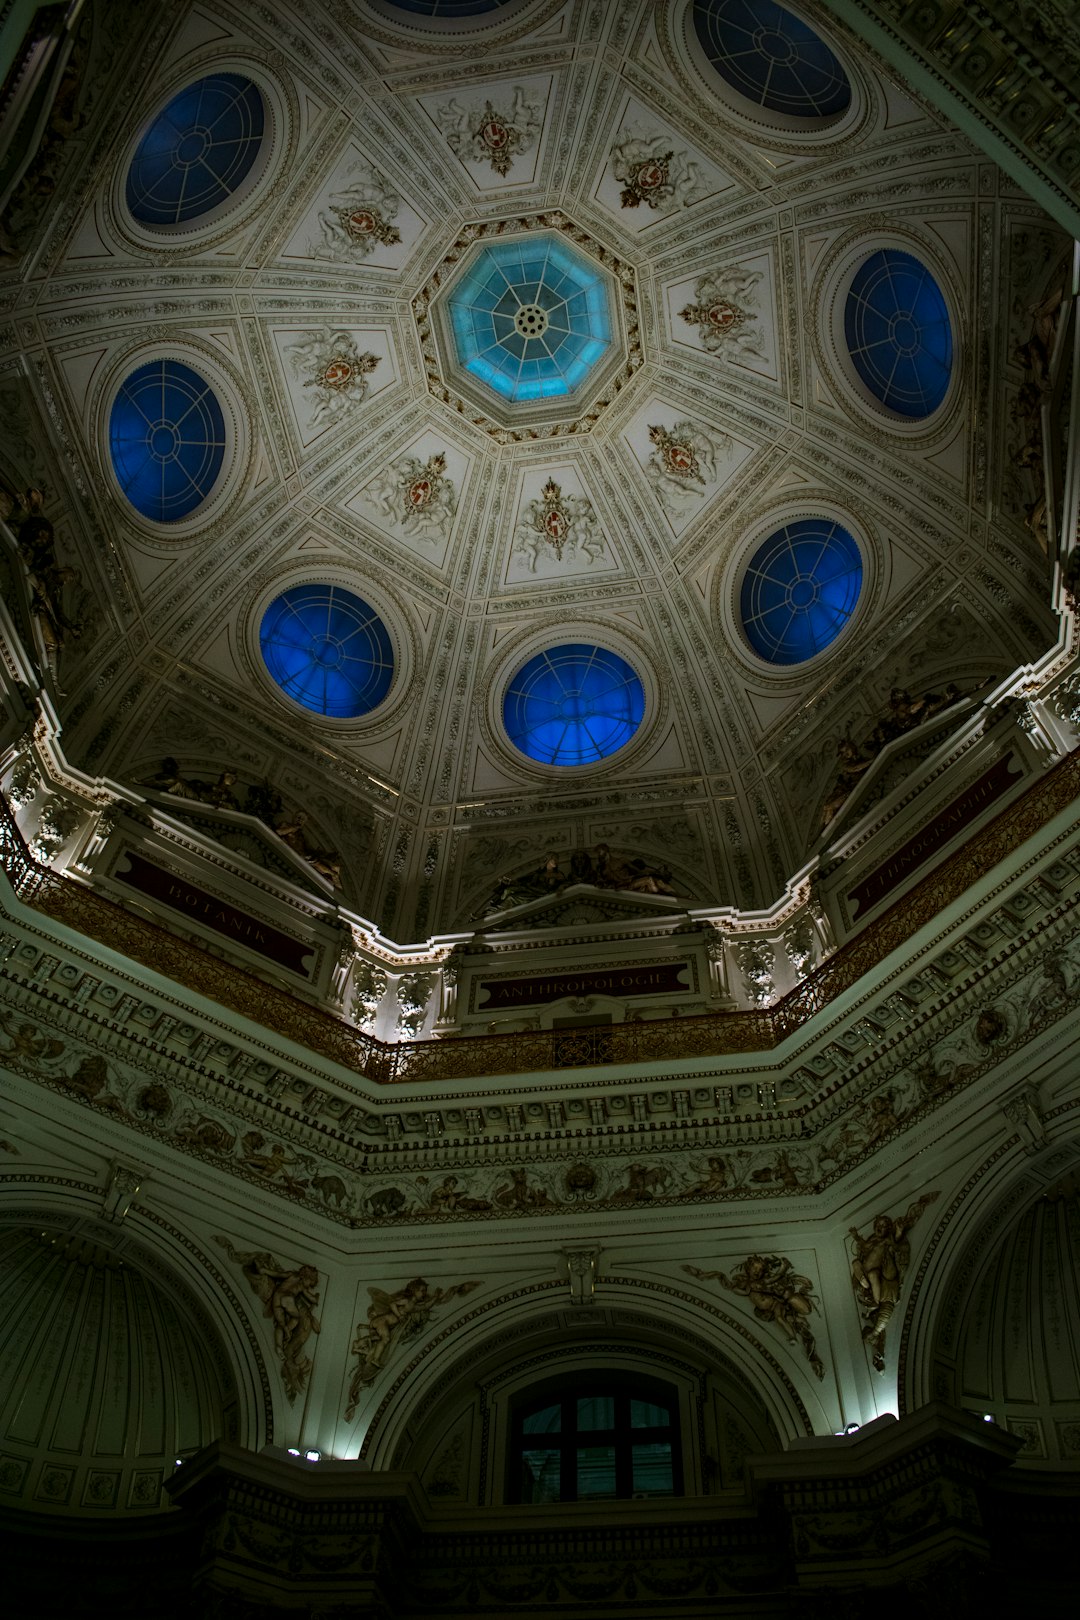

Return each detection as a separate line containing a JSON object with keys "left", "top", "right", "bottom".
{"left": 849, "top": 1193, "right": 938, "bottom": 1373}
{"left": 480, "top": 846, "right": 679, "bottom": 914}
{"left": 345, "top": 1276, "right": 481, "bottom": 1418}
{"left": 609, "top": 132, "right": 707, "bottom": 213}
{"left": 679, "top": 265, "right": 764, "bottom": 362}
{"left": 685, "top": 1254, "right": 825, "bottom": 1380}
{"left": 820, "top": 684, "right": 966, "bottom": 828}
{"left": 216, "top": 1237, "right": 322, "bottom": 1403}
{"left": 434, "top": 88, "right": 543, "bottom": 178}
{"left": 2, "top": 485, "right": 83, "bottom": 690}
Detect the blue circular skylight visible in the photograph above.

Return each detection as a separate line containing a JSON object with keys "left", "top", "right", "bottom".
{"left": 447, "top": 233, "right": 613, "bottom": 405}
{"left": 844, "top": 249, "right": 953, "bottom": 418}
{"left": 741, "top": 519, "right": 862, "bottom": 664}
{"left": 504, "top": 644, "right": 645, "bottom": 767}
{"left": 260, "top": 585, "right": 394, "bottom": 719}
{"left": 108, "top": 359, "right": 226, "bottom": 522}
{"left": 692, "top": 0, "right": 850, "bottom": 120}
{"left": 126, "top": 73, "right": 265, "bottom": 227}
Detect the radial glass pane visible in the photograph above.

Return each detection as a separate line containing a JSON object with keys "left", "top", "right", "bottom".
{"left": 259, "top": 585, "right": 394, "bottom": 718}
{"left": 108, "top": 359, "right": 226, "bottom": 522}
{"left": 740, "top": 520, "right": 862, "bottom": 665}
{"left": 844, "top": 249, "right": 953, "bottom": 417}
{"left": 503, "top": 644, "right": 645, "bottom": 766}
{"left": 447, "top": 233, "right": 613, "bottom": 403}
{"left": 126, "top": 74, "right": 264, "bottom": 226}
{"left": 692, "top": 0, "right": 850, "bottom": 119}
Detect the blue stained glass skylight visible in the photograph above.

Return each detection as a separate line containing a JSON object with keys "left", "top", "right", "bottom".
{"left": 446, "top": 233, "right": 614, "bottom": 405}
{"left": 108, "top": 359, "right": 226, "bottom": 523}
{"left": 260, "top": 586, "right": 394, "bottom": 719}
{"left": 692, "top": 0, "right": 850, "bottom": 119}
{"left": 741, "top": 519, "right": 862, "bottom": 664}
{"left": 844, "top": 249, "right": 953, "bottom": 418}
{"left": 504, "top": 644, "right": 645, "bottom": 767}
{"left": 126, "top": 73, "right": 264, "bottom": 227}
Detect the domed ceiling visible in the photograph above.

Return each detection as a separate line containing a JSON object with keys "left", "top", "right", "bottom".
{"left": 0, "top": 0, "right": 1064, "bottom": 941}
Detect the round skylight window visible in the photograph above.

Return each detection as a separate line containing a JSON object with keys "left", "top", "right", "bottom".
{"left": 844, "top": 249, "right": 953, "bottom": 419}
{"left": 108, "top": 359, "right": 226, "bottom": 523}
{"left": 740, "top": 519, "right": 862, "bottom": 664}
{"left": 126, "top": 73, "right": 265, "bottom": 228}
{"left": 260, "top": 585, "right": 394, "bottom": 719}
{"left": 504, "top": 644, "right": 645, "bottom": 767}
{"left": 691, "top": 0, "right": 851, "bottom": 120}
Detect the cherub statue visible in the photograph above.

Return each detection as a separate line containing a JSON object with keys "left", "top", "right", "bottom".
{"left": 345, "top": 1275, "right": 480, "bottom": 1418}
{"left": 849, "top": 1192, "right": 939, "bottom": 1371}
{"left": 216, "top": 1237, "right": 322, "bottom": 1402}
{"left": 685, "top": 1253, "right": 824, "bottom": 1378}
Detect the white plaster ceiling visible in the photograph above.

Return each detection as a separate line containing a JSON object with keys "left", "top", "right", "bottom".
{"left": 1, "top": 0, "right": 1066, "bottom": 940}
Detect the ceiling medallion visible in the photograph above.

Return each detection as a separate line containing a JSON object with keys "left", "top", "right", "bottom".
{"left": 413, "top": 210, "right": 641, "bottom": 442}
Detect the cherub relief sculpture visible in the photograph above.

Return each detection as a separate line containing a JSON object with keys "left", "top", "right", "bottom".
{"left": 609, "top": 132, "right": 707, "bottom": 212}
{"left": 849, "top": 1192, "right": 939, "bottom": 1372}
{"left": 345, "top": 1276, "right": 480, "bottom": 1419}
{"left": 480, "top": 846, "right": 679, "bottom": 914}
{"left": 435, "top": 88, "right": 542, "bottom": 177}
{"left": 140, "top": 758, "right": 239, "bottom": 809}
{"left": 820, "top": 685, "right": 966, "bottom": 828}
{"left": 216, "top": 1237, "right": 322, "bottom": 1403}
{"left": 685, "top": 1254, "right": 825, "bottom": 1379}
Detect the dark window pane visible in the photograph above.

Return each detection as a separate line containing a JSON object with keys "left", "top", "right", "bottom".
{"left": 520, "top": 1449, "right": 560, "bottom": 1503}
{"left": 632, "top": 1442, "right": 673, "bottom": 1495}
{"left": 630, "top": 1399, "right": 670, "bottom": 1428}
{"left": 576, "top": 1445, "right": 617, "bottom": 1498}
{"left": 522, "top": 1403, "right": 561, "bottom": 1434}
{"left": 577, "top": 1395, "right": 615, "bottom": 1431}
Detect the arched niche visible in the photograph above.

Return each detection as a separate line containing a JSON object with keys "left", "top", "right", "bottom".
{"left": 356, "top": 1282, "right": 807, "bottom": 1502}
{"left": 898, "top": 1131, "right": 1080, "bottom": 1459}
{"left": 0, "top": 1196, "right": 273, "bottom": 1513}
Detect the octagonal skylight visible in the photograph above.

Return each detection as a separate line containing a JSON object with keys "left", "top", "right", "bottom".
{"left": 445, "top": 232, "right": 614, "bottom": 405}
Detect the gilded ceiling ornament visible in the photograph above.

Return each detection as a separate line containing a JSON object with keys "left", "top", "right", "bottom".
{"left": 679, "top": 265, "right": 764, "bottom": 361}
{"left": 365, "top": 449, "right": 457, "bottom": 541}
{"left": 312, "top": 163, "right": 402, "bottom": 260}
{"left": 848, "top": 1193, "right": 938, "bottom": 1372}
{"left": 645, "top": 420, "right": 730, "bottom": 513}
{"left": 685, "top": 1254, "right": 825, "bottom": 1379}
{"left": 345, "top": 1276, "right": 480, "bottom": 1418}
{"left": 515, "top": 477, "right": 605, "bottom": 571}
{"left": 436, "top": 89, "right": 542, "bottom": 177}
{"left": 287, "top": 329, "right": 380, "bottom": 427}
{"left": 609, "top": 133, "right": 707, "bottom": 213}
{"left": 216, "top": 1237, "right": 322, "bottom": 1403}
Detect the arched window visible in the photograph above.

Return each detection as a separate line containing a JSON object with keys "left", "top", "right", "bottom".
{"left": 509, "top": 1375, "right": 681, "bottom": 1502}
{"left": 503, "top": 644, "right": 645, "bottom": 767}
